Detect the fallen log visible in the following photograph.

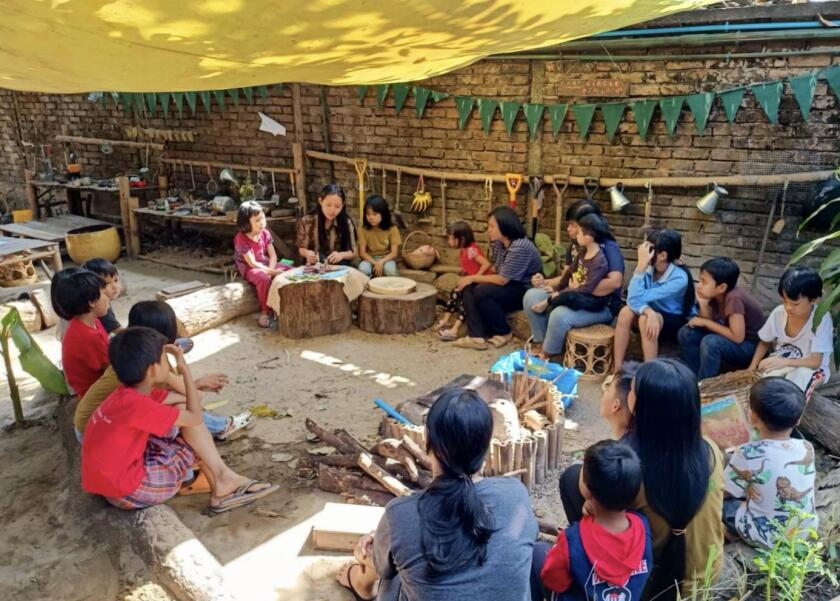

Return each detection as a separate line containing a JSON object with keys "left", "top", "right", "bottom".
{"left": 358, "top": 452, "right": 412, "bottom": 497}
{"left": 165, "top": 282, "right": 259, "bottom": 337}
{"left": 800, "top": 389, "right": 840, "bottom": 456}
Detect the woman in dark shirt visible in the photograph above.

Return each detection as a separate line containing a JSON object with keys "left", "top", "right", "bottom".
{"left": 336, "top": 388, "right": 538, "bottom": 601}
{"left": 451, "top": 206, "right": 542, "bottom": 350}
{"left": 296, "top": 183, "right": 357, "bottom": 265}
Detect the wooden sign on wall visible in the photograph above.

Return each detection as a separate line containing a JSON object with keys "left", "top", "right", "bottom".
{"left": 554, "top": 78, "right": 629, "bottom": 98}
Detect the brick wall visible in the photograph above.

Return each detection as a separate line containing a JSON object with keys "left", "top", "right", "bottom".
{"left": 1, "top": 38, "right": 838, "bottom": 307}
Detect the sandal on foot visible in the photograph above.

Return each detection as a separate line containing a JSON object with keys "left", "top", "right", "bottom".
{"left": 209, "top": 480, "right": 279, "bottom": 514}
{"left": 438, "top": 327, "right": 459, "bottom": 341}
{"left": 488, "top": 333, "right": 513, "bottom": 348}
{"left": 337, "top": 562, "right": 375, "bottom": 601}
{"left": 453, "top": 336, "right": 489, "bottom": 350}
{"left": 178, "top": 470, "right": 211, "bottom": 496}
{"left": 257, "top": 314, "right": 271, "bottom": 328}
{"left": 214, "top": 411, "right": 255, "bottom": 442}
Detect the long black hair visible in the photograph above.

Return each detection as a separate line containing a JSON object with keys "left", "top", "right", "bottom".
{"left": 316, "top": 183, "right": 353, "bottom": 253}
{"left": 631, "top": 359, "right": 712, "bottom": 599}
{"left": 647, "top": 229, "right": 696, "bottom": 318}
{"left": 419, "top": 388, "right": 496, "bottom": 576}
{"left": 128, "top": 300, "right": 179, "bottom": 343}
{"left": 448, "top": 220, "right": 475, "bottom": 248}
{"left": 362, "top": 194, "right": 393, "bottom": 230}
{"left": 489, "top": 206, "right": 526, "bottom": 241}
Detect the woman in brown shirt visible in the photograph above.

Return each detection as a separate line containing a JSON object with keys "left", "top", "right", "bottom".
{"left": 296, "top": 183, "right": 356, "bottom": 266}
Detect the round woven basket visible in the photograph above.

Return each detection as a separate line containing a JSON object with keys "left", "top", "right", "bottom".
{"left": 402, "top": 230, "right": 435, "bottom": 270}
{"left": 0, "top": 258, "right": 38, "bottom": 288}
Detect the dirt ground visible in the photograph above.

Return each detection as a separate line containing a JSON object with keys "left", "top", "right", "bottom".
{"left": 0, "top": 259, "right": 609, "bottom": 601}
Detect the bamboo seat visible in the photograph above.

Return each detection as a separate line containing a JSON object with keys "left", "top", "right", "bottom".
{"left": 564, "top": 323, "right": 614, "bottom": 378}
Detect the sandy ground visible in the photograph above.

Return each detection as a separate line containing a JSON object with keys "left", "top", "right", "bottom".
{"left": 0, "top": 259, "right": 608, "bottom": 601}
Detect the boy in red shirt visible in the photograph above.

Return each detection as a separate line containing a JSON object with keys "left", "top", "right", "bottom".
{"left": 82, "top": 327, "right": 278, "bottom": 513}
{"left": 532, "top": 440, "right": 653, "bottom": 601}
{"left": 53, "top": 269, "right": 111, "bottom": 397}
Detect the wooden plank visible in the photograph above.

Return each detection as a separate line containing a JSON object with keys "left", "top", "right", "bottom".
{"left": 133, "top": 207, "right": 294, "bottom": 226}
{"left": 0, "top": 237, "right": 60, "bottom": 255}
{"left": 24, "top": 169, "right": 38, "bottom": 219}
{"left": 156, "top": 281, "right": 207, "bottom": 301}
{"left": 118, "top": 176, "right": 133, "bottom": 259}
{"left": 0, "top": 216, "right": 110, "bottom": 242}
{"left": 311, "top": 503, "right": 385, "bottom": 552}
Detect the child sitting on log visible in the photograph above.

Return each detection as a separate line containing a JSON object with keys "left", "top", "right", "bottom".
{"left": 358, "top": 194, "right": 401, "bottom": 278}
{"left": 52, "top": 268, "right": 111, "bottom": 397}
{"left": 436, "top": 221, "right": 492, "bottom": 341}
{"left": 533, "top": 440, "right": 652, "bottom": 601}
{"left": 748, "top": 266, "right": 832, "bottom": 392}
{"left": 55, "top": 258, "right": 123, "bottom": 341}
{"left": 81, "top": 326, "right": 278, "bottom": 513}
{"left": 529, "top": 214, "right": 611, "bottom": 316}
{"left": 234, "top": 201, "right": 288, "bottom": 328}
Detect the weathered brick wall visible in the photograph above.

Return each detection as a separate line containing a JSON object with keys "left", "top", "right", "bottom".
{"left": 0, "top": 39, "right": 838, "bottom": 306}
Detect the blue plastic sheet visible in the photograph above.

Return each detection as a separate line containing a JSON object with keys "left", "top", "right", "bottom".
{"left": 490, "top": 350, "right": 579, "bottom": 408}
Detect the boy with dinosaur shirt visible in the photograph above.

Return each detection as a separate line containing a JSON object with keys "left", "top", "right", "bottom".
{"left": 723, "top": 377, "right": 817, "bottom": 548}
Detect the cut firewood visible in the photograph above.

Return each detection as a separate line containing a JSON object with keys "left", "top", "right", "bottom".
{"left": 358, "top": 452, "right": 412, "bottom": 497}
{"left": 335, "top": 428, "right": 369, "bottom": 455}
{"left": 523, "top": 409, "right": 549, "bottom": 432}
{"left": 372, "top": 439, "right": 419, "bottom": 483}
{"left": 305, "top": 418, "right": 360, "bottom": 455}
{"left": 317, "top": 464, "right": 389, "bottom": 495}
{"left": 401, "top": 435, "right": 432, "bottom": 470}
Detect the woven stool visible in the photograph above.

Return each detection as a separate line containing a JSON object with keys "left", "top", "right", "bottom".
{"left": 564, "top": 323, "right": 615, "bottom": 378}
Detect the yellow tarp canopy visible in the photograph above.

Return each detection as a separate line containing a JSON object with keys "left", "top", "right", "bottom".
{"left": 0, "top": 1, "right": 713, "bottom": 93}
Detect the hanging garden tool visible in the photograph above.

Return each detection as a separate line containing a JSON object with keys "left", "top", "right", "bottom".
{"left": 772, "top": 178, "right": 789, "bottom": 235}
{"left": 751, "top": 188, "right": 782, "bottom": 293}
{"left": 411, "top": 174, "right": 432, "bottom": 213}
{"left": 440, "top": 177, "right": 448, "bottom": 234}
{"left": 188, "top": 162, "right": 197, "bottom": 195}
{"left": 393, "top": 168, "right": 406, "bottom": 228}
{"left": 270, "top": 171, "right": 280, "bottom": 203}
{"left": 288, "top": 172, "right": 301, "bottom": 217}
{"left": 353, "top": 158, "right": 368, "bottom": 222}
{"left": 642, "top": 181, "right": 654, "bottom": 236}
{"left": 528, "top": 176, "right": 544, "bottom": 240}
{"left": 484, "top": 177, "right": 494, "bottom": 213}
{"left": 583, "top": 177, "right": 599, "bottom": 202}
{"left": 551, "top": 174, "right": 569, "bottom": 246}
{"left": 206, "top": 164, "right": 218, "bottom": 196}
{"left": 505, "top": 173, "right": 524, "bottom": 209}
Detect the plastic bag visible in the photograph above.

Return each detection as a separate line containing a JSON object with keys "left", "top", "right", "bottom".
{"left": 700, "top": 395, "right": 751, "bottom": 450}
{"left": 490, "top": 350, "right": 579, "bottom": 407}
{"left": 1, "top": 307, "right": 70, "bottom": 395}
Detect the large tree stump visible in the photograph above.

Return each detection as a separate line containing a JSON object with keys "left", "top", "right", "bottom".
{"left": 276, "top": 279, "right": 351, "bottom": 339}
{"left": 357, "top": 283, "right": 436, "bottom": 334}
{"left": 165, "top": 282, "right": 259, "bottom": 337}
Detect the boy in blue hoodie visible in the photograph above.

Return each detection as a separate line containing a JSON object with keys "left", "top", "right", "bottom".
{"left": 531, "top": 440, "right": 653, "bottom": 601}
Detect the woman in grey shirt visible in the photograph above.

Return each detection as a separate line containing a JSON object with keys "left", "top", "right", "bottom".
{"left": 337, "top": 388, "right": 538, "bottom": 601}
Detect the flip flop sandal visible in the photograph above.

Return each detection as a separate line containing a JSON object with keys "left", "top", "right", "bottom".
{"left": 256, "top": 314, "right": 271, "bottom": 328}
{"left": 209, "top": 480, "right": 279, "bottom": 514}
{"left": 453, "top": 337, "right": 489, "bottom": 350}
{"left": 338, "top": 563, "right": 375, "bottom": 601}
{"left": 488, "top": 334, "right": 513, "bottom": 348}
{"left": 178, "top": 469, "right": 211, "bottom": 496}
{"left": 214, "top": 411, "right": 255, "bottom": 442}
{"left": 438, "top": 330, "right": 459, "bottom": 341}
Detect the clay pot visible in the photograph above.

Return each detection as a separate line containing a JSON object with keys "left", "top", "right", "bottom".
{"left": 65, "top": 224, "right": 121, "bottom": 264}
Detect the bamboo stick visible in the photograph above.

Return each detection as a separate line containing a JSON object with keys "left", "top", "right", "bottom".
{"left": 502, "top": 468, "right": 526, "bottom": 479}
{"left": 56, "top": 135, "right": 165, "bottom": 151}
{"left": 545, "top": 424, "right": 558, "bottom": 470}
{"left": 357, "top": 453, "right": 412, "bottom": 497}
{"left": 305, "top": 149, "right": 835, "bottom": 189}
{"left": 522, "top": 436, "right": 535, "bottom": 492}
{"left": 491, "top": 440, "right": 502, "bottom": 476}
{"left": 513, "top": 439, "right": 523, "bottom": 474}
{"left": 534, "top": 431, "right": 547, "bottom": 485}
{"left": 161, "top": 157, "right": 295, "bottom": 175}
{"left": 553, "top": 412, "right": 563, "bottom": 463}
{"left": 500, "top": 440, "right": 513, "bottom": 474}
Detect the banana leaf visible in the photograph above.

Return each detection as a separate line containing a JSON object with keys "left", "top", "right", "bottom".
{"left": 1, "top": 307, "right": 70, "bottom": 395}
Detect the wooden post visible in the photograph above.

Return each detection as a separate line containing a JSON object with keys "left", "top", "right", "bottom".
{"left": 128, "top": 194, "right": 141, "bottom": 257}
{"left": 24, "top": 169, "right": 38, "bottom": 219}
{"left": 526, "top": 60, "right": 545, "bottom": 178}
{"left": 290, "top": 83, "right": 308, "bottom": 206}
{"left": 545, "top": 423, "right": 558, "bottom": 470}
{"left": 117, "top": 176, "right": 135, "bottom": 259}
{"left": 534, "top": 431, "right": 547, "bottom": 485}
{"left": 522, "top": 436, "right": 535, "bottom": 492}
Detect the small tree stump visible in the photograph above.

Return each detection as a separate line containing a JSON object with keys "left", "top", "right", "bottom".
{"left": 357, "top": 283, "right": 436, "bottom": 334}
{"left": 276, "top": 279, "right": 352, "bottom": 339}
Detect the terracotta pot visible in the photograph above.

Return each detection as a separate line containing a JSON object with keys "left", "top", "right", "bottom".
{"left": 65, "top": 224, "right": 121, "bottom": 264}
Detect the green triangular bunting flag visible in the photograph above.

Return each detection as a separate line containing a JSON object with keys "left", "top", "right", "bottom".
{"left": 144, "top": 93, "right": 157, "bottom": 116}
{"left": 198, "top": 91, "right": 212, "bottom": 114}
{"left": 477, "top": 98, "right": 497, "bottom": 133}
{"left": 500, "top": 101, "right": 521, "bottom": 135}
{"left": 256, "top": 85, "right": 269, "bottom": 99}
{"left": 788, "top": 73, "right": 817, "bottom": 120}
{"left": 121, "top": 93, "right": 133, "bottom": 113}
{"left": 455, "top": 96, "right": 474, "bottom": 129}
{"left": 600, "top": 102, "right": 626, "bottom": 142}
{"left": 133, "top": 93, "right": 146, "bottom": 115}
{"left": 357, "top": 86, "right": 368, "bottom": 104}
{"left": 718, "top": 88, "right": 746, "bottom": 124}
{"left": 273, "top": 84, "right": 284, "bottom": 94}
{"left": 392, "top": 84, "right": 410, "bottom": 113}
{"left": 430, "top": 90, "right": 448, "bottom": 102}
{"left": 413, "top": 87, "right": 432, "bottom": 118}
{"left": 659, "top": 96, "right": 684, "bottom": 136}
{"left": 185, "top": 92, "right": 197, "bottom": 116}
{"left": 631, "top": 99, "right": 657, "bottom": 140}
{"left": 751, "top": 81, "right": 783, "bottom": 125}
{"left": 242, "top": 87, "right": 254, "bottom": 104}
{"left": 213, "top": 90, "right": 226, "bottom": 113}
{"left": 172, "top": 92, "right": 185, "bottom": 116}
{"left": 227, "top": 88, "right": 240, "bottom": 106}
{"left": 822, "top": 66, "right": 840, "bottom": 102}
{"left": 685, "top": 92, "right": 715, "bottom": 134}
{"left": 523, "top": 103, "right": 545, "bottom": 139}
{"left": 571, "top": 104, "right": 596, "bottom": 140}
{"left": 158, "top": 92, "right": 171, "bottom": 118}
{"left": 547, "top": 104, "right": 568, "bottom": 139}
{"left": 375, "top": 84, "right": 390, "bottom": 108}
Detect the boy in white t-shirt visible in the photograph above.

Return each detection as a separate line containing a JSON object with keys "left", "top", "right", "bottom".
{"left": 748, "top": 267, "right": 833, "bottom": 391}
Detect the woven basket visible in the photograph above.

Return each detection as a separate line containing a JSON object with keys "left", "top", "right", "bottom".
{"left": 699, "top": 369, "right": 761, "bottom": 405}
{"left": 402, "top": 230, "right": 435, "bottom": 270}
{"left": 699, "top": 369, "right": 761, "bottom": 449}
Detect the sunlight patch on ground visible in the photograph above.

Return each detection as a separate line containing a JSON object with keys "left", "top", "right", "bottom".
{"left": 300, "top": 350, "right": 417, "bottom": 389}
{"left": 187, "top": 328, "right": 242, "bottom": 362}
